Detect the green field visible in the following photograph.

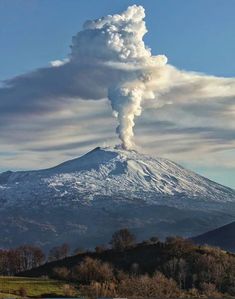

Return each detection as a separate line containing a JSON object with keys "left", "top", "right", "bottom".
{"left": 0, "top": 276, "right": 79, "bottom": 298}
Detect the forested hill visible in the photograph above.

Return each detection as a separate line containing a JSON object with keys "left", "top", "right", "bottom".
{"left": 18, "top": 237, "right": 235, "bottom": 297}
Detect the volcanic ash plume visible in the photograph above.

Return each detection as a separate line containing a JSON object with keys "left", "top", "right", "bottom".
{"left": 108, "top": 85, "right": 145, "bottom": 150}
{"left": 71, "top": 5, "right": 167, "bottom": 149}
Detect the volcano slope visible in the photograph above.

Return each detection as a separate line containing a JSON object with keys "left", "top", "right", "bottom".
{"left": 0, "top": 147, "right": 235, "bottom": 249}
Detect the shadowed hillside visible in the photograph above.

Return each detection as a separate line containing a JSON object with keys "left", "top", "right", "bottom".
{"left": 193, "top": 221, "right": 235, "bottom": 252}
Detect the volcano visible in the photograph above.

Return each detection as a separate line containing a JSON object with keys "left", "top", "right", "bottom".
{"left": 0, "top": 146, "right": 235, "bottom": 249}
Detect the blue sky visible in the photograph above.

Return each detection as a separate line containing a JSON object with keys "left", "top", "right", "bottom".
{"left": 1, "top": 0, "right": 234, "bottom": 80}
{"left": 0, "top": 0, "right": 235, "bottom": 188}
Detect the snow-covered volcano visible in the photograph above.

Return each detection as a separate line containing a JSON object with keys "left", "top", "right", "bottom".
{"left": 1, "top": 146, "right": 234, "bottom": 207}
{"left": 0, "top": 147, "right": 235, "bottom": 249}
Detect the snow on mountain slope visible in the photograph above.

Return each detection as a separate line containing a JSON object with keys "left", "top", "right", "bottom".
{"left": 0, "top": 146, "right": 235, "bottom": 208}
{"left": 1, "top": 146, "right": 235, "bottom": 249}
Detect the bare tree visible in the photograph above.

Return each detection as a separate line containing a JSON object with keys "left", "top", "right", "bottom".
{"left": 110, "top": 228, "right": 136, "bottom": 251}
{"left": 72, "top": 257, "right": 114, "bottom": 284}
{"left": 48, "top": 243, "right": 70, "bottom": 261}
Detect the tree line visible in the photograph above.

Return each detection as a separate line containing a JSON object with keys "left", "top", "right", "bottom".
{"left": 0, "top": 228, "right": 134, "bottom": 275}
{"left": 0, "top": 242, "right": 71, "bottom": 275}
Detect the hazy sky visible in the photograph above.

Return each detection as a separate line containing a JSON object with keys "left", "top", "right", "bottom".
{"left": 0, "top": 0, "right": 235, "bottom": 188}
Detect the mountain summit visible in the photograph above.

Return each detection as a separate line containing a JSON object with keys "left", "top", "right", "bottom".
{"left": 0, "top": 146, "right": 235, "bottom": 249}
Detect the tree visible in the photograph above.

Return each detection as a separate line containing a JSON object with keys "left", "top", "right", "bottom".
{"left": 48, "top": 243, "right": 70, "bottom": 261}
{"left": 13, "top": 246, "right": 45, "bottom": 272}
{"left": 95, "top": 245, "right": 106, "bottom": 254}
{"left": 110, "top": 228, "right": 136, "bottom": 251}
{"left": 53, "top": 267, "right": 70, "bottom": 280}
{"left": 72, "top": 257, "right": 114, "bottom": 284}
{"left": 0, "top": 246, "right": 45, "bottom": 275}
{"left": 150, "top": 236, "right": 159, "bottom": 243}
{"left": 117, "top": 272, "right": 180, "bottom": 298}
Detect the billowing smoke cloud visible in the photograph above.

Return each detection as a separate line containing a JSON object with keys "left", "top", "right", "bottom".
{"left": 70, "top": 5, "right": 167, "bottom": 148}
{"left": 0, "top": 5, "right": 235, "bottom": 150}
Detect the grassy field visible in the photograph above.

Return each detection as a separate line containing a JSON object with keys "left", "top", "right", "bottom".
{"left": 0, "top": 276, "right": 79, "bottom": 298}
